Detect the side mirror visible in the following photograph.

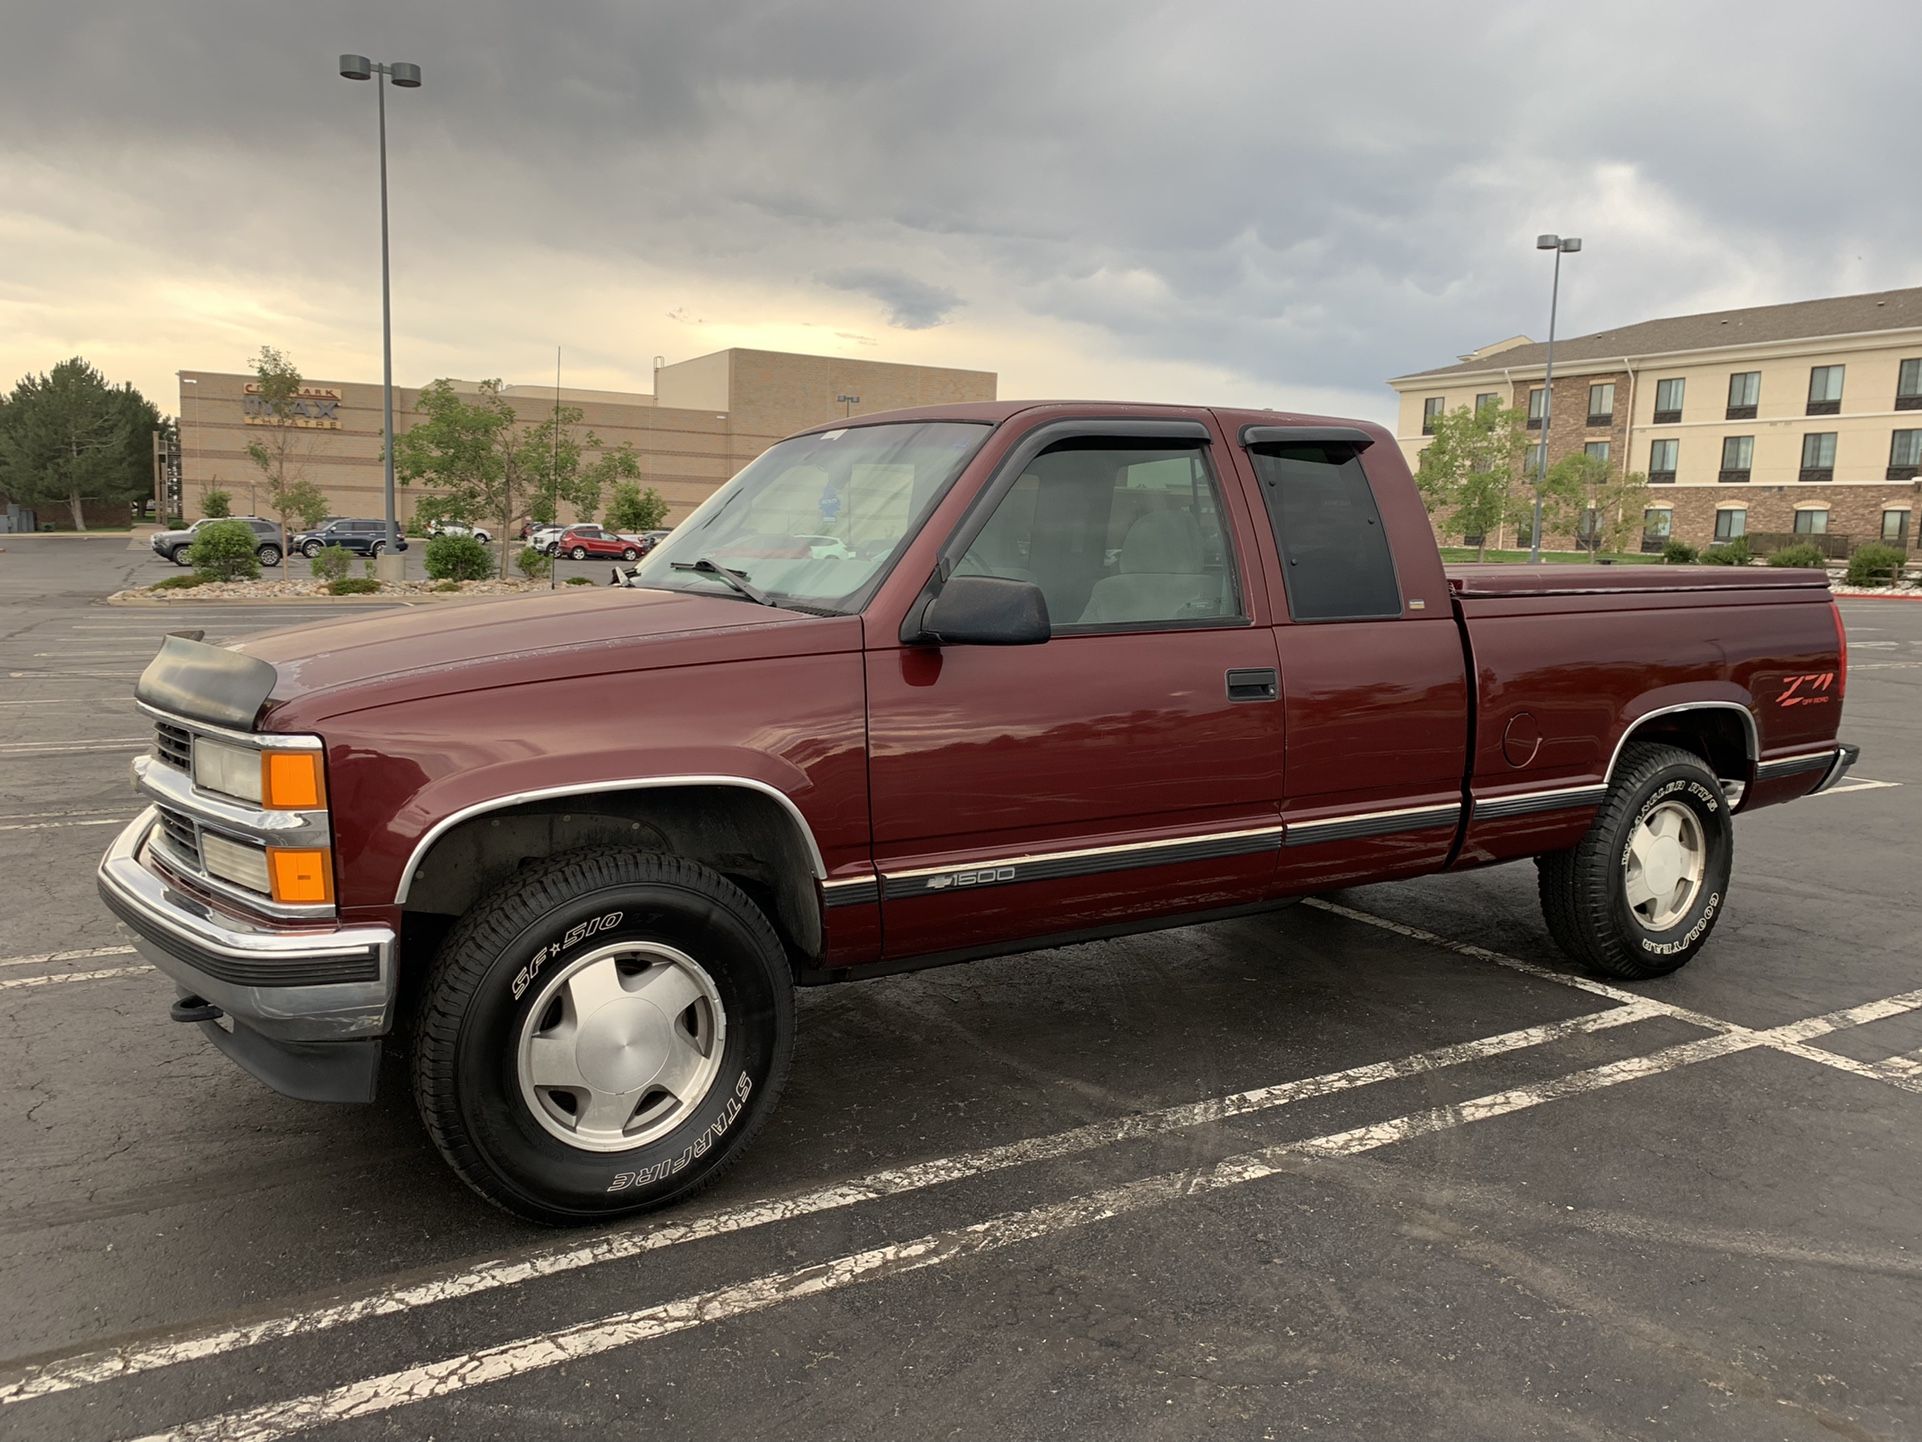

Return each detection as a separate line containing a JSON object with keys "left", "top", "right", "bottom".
{"left": 922, "top": 575, "right": 1050, "bottom": 645}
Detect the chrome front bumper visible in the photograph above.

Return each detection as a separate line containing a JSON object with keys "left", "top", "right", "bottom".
{"left": 97, "top": 810, "right": 397, "bottom": 1101}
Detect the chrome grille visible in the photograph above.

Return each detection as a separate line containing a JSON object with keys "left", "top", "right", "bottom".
{"left": 153, "top": 720, "right": 193, "bottom": 772}
{"left": 155, "top": 806, "right": 202, "bottom": 869}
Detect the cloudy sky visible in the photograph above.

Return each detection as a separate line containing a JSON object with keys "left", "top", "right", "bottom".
{"left": 4, "top": 1, "right": 1918, "bottom": 426}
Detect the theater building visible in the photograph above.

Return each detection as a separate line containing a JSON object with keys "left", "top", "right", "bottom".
{"left": 175, "top": 347, "right": 997, "bottom": 527}
{"left": 1389, "top": 287, "right": 1922, "bottom": 555}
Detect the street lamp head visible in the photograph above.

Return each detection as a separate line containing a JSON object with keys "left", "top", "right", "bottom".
{"left": 339, "top": 54, "right": 373, "bottom": 80}
{"left": 1536, "top": 234, "right": 1560, "bottom": 250}
{"left": 388, "top": 61, "right": 423, "bottom": 88}
{"left": 1559, "top": 237, "right": 1583, "bottom": 253}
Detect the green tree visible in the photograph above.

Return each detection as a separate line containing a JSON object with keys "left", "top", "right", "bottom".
{"left": 202, "top": 488, "right": 233, "bottom": 518}
{"left": 243, "top": 346, "right": 326, "bottom": 566}
{"left": 0, "top": 358, "right": 161, "bottom": 529}
{"left": 605, "top": 482, "right": 669, "bottom": 533}
{"left": 188, "top": 519, "right": 261, "bottom": 582}
{"left": 394, "top": 379, "right": 642, "bottom": 577}
{"left": 1541, "top": 454, "right": 1652, "bottom": 557}
{"left": 1412, "top": 403, "right": 1528, "bottom": 560}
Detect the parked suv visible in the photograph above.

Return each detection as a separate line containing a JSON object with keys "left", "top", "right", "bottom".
{"left": 427, "top": 520, "right": 493, "bottom": 543}
{"left": 548, "top": 524, "right": 642, "bottom": 560}
{"left": 150, "top": 517, "right": 284, "bottom": 567}
{"left": 292, "top": 518, "right": 407, "bottom": 559}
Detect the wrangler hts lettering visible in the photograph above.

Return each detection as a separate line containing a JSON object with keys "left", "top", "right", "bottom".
{"left": 97, "top": 400, "right": 1857, "bottom": 1223}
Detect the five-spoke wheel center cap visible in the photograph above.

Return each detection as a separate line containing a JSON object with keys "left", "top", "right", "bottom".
{"left": 1642, "top": 834, "right": 1686, "bottom": 895}
{"left": 574, "top": 997, "right": 674, "bottom": 1094}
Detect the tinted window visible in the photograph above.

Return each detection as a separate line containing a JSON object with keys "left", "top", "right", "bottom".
{"left": 953, "top": 442, "right": 1241, "bottom": 630}
{"left": 1247, "top": 445, "right": 1401, "bottom": 622}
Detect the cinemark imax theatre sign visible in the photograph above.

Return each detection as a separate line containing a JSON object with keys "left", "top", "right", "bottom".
{"left": 242, "top": 383, "right": 343, "bottom": 429}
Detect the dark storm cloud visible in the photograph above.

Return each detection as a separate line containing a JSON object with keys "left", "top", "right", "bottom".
{"left": 821, "top": 268, "right": 961, "bottom": 329}
{"left": 3, "top": 0, "right": 1919, "bottom": 415}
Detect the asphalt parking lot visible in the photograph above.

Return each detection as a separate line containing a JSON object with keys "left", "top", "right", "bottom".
{"left": 1, "top": 533, "right": 1919, "bottom": 1441}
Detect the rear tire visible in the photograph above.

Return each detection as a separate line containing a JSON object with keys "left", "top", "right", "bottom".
{"left": 1537, "top": 742, "right": 1734, "bottom": 979}
{"left": 257, "top": 544, "right": 282, "bottom": 566}
{"left": 370, "top": 540, "right": 386, "bottom": 557}
{"left": 301, "top": 541, "right": 322, "bottom": 559}
{"left": 413, "top": 847, "right": 794, "bottom": 1224}
{"left": 571, "top": 545, "right": 588, "bottom": 560}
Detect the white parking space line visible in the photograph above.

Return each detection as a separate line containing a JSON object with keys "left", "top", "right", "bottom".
{"left": 0, "top": 945, "right": 136, "bottom": 969}
{"left": 1808, "top": 777, "right": 1902, "bottom": 797}
{"left": 0, "top": 818, "right": 126, "bottom": 833}
{"left": 1852, "top": 660, "right": 1922, "bottom": 671}
{"left": 0, "top": 1001, "right": 1661, "bottom": 1406}
{"left": 1848, "top": 641, "right": 1900, "bottom": 649}
{"left": 0, "top": 965, "right": 152, "bottom": 992}
{"left": 1882, "top": 1050, "right": 1922, "bottom": 1080}
{"left": 0, "top": 698, "right": 136, "bottom": 707}
{"left": 1307, "top": 900, "right": 1922, "bottom": 1098}
{"left": 0, "top": 741, "right": 147, "bottom": 757}
{"left": 143, "top": 1014, "right": 1922, "bottom": 1442}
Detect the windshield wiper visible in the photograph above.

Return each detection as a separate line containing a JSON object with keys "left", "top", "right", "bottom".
{"left": 671, "top": 557, "right": 775, "bottom": 606}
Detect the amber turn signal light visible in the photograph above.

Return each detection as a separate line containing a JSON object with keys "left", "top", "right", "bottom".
{"left": 261, "top": 751, "right": 325, "bottom": 810}
{"left": 267, "top": 847, "right": 334, "bottom": 905}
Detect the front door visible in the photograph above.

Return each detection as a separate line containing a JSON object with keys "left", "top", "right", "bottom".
{"left": 866, "top": 425, "right": 1284, "bottom": 961}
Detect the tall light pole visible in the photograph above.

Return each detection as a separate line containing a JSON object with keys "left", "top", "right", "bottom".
{"left": 836, "top": 393, "right": 860, "bottom": 418}
{"left": 339, "top": 54, "right": 422, "bottom": 574}
{"left": 1527, "top": 234, "right": 1580, "bottom": 563}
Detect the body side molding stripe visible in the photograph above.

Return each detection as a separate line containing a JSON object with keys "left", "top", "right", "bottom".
{"left": 881, "top": 825, "right": 1286, "bottom": 901}
{"left": 1282, "top": 802, "right": 1461, "bottom": 847}
{"left": 1756, "top": 749, "right": 1839, "bottom": 780}
{"left": 1471, "top": 783, "right": 1607, "bottom": 821}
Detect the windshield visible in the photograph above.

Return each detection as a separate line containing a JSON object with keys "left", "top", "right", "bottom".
{"left": 631, "top": 420, "right": 989, "bottom": 611}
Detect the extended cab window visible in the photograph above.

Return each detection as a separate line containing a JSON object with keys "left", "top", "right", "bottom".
{"left": 1247, "top": 443, "right": 1402, "bottom": 621}
{"left": 954, "top": 441, "right": 1241, "bottom": 631}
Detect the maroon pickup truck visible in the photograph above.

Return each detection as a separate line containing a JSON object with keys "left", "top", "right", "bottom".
{"left": 100, "top": 401, "right": 1856, "bottom": 1222}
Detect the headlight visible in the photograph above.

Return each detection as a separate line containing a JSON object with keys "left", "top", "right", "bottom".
{"left": 193, "top": 738, "right": 263, "bottom": 803}
{"left": 200, "top": 831, "right": 273, "bottom": 893}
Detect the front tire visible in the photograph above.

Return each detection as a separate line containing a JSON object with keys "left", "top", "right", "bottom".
{"left": 621, "top": 547, "right": 639, "bottom": 561}
{"left": 413, "top": 847, "right": 794, "bottom": 1224}
{"left": 1537, "top": 742, "right": 1734, "bottom": 979}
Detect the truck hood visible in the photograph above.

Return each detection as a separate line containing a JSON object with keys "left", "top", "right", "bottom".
{"left": 235, "top": 586, "right": 845, "bottom": 725}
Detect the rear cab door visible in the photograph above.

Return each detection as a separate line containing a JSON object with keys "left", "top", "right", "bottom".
{"left": 864, "top": 409, "right": 1286, "bottom": 961}
{"left": 1220, "top": 418, "right": 1470, "bottom": 888}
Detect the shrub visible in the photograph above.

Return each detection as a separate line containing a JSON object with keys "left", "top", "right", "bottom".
{"left": 516, "top": 544, "right": 551, "bottom": 580}
{"left": 425, "top": 533, "right": 494, "bottom": 581}
{"left": 1700, "top": 537, "right": 1751, "bottom": 566}
{"left": 150, "top": 574, "right": 210, "bottom": 591}
{"left": 1661, "top": 538, "right": 1699, "bottom": 564}
{"left": 201, "top": 490, "right": 232, "bottom": 519}
{"left": 189, "top": 519, "right": 261, "bottom": 581}
{"left": 309, "top": 545, "right": 352, "bottom": 582}
{"left": 1845, "top": 542, "right": 1906, "bottom": 588}
{"left": 565, "top": 575, "right": 594, "bottom": 585}
{"left": 1768, "top": 543, "right": 1827, "bottom": 569}
{"left": 431, "top": 579, "right": 462, "bottom": 592}
{"left": 327, "top": 576, "right": 382, "bottom": 596}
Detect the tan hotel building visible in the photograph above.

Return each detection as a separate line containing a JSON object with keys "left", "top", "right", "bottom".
{"left": 177, "top": 347, "right": 997, "bottom": 527}
{"left": 1388, "top": 286, "right": 1922, "bottom": 553}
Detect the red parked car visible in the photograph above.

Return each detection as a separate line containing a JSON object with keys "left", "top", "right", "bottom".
{"left": 101, "top": 400, "right": 1854, "bottom": 1223}
{"left": 548, "top": 524, "right": 641, "bottom": 561}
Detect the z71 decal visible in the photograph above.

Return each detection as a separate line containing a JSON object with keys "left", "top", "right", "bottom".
{"left": 1778, "top": 672, "right": 1836, "bottom": 707}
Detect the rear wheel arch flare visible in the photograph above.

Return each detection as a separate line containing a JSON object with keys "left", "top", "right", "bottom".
{"left": 1606, "top": 702, "right": 1756, "bottom": 790}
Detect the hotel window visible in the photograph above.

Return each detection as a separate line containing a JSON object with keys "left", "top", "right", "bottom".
{"left": 1422, "top": 395, "right": 1445, "bottom": 435}
{"left": 1883, "top": 509, "right": 1912, "bottom": 544}
{"left": 1807, "top": 365, "right": 1844, "bottom": 416}
{"left": 1890, "top": 429, "right": 1922, "bottom": 479}
{"left": 1526, "top": 387, "right": 1545, "bottom": 428}
{"left": 1526, "top": 442, "right": 1546, "bottom": 473}
{"left": 1642, "top": 507, "right": 1672, "bottom": 552}
{"left": 1800, "top": 432, "right": 1836, "bottom": 481}
{"left": 1475, "top": 392, "right": 1499, "bottom": 413}
{"left": 1587, "top": 382, "right": 1615, "bottom": 426}
{"left": 1584, "top": 441, "right": 1611, "bottom": 463}
{"left": 1719, "top": 434, "right": 1753, "bottom": 482}
{"left": 1726, "top": 370, "right": 1760, "bottom": 419}
{"left": 1648, "top": 438, "right": 1678, "bottom": 480}
{"left": 1793, "top": 508, "right": 1830, "bottom": 535}
{"left": 1714, "top": 508, "right": 1747, "bottom": 541}
{"left": 1652, "top": 377, "right": 1684, "bottom": 424}
{"left": 1898, "top": 358, "right": 1922, "bottom": 411}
